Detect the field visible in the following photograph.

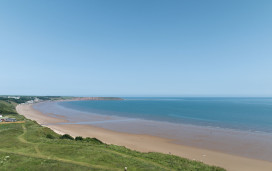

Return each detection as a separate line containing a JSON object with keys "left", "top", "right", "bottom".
{"left": 0, "top": 98, "right": 225, "bottom": 171}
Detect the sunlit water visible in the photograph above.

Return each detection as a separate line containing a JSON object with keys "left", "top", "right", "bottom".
{"left": 55, "top": 97, "right": 272, "bottom": 133}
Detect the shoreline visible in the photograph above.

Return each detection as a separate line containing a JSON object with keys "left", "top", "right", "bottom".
{"left": 16, "top": 103, "right": 272, "bottom": 171}
{"left": 33, "top": 101, "right": 272, "bottom": 162}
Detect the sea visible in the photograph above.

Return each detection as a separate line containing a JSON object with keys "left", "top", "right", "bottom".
{"left": 51, "top": 97, "right": 272, "bottom": 133}
{"left": 33, "top": 97, "right": 272, "bottom": 160}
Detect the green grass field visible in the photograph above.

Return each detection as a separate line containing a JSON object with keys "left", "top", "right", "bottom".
{"left": 0, "top": 98, "right": 225, "bottom": 171}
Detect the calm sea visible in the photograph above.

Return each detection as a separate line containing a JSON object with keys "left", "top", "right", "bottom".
{"left": 56, "top": 97, "right": 272, "bottom": 133}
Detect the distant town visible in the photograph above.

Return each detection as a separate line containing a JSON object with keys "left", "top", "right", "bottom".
{"left": 0, "top": 96, "right": 42, "bottom": 123}
{"left": 7, "top": 96, "right": 41, "bottom": 104}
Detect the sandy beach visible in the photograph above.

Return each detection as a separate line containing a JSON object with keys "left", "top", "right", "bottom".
{"left": 16, "top": 103, "right": 272, "bottom": 171}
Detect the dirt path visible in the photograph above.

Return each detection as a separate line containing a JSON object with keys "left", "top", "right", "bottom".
{"left": 13, "top": 123, "right": 119, "bottom": 171}
{"left": 0, "top": 121, "right": 25, "bottom": 124}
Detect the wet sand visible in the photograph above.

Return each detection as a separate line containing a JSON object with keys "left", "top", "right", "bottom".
{"left": 16, "top": 103, "right": 272, "bottom": 171}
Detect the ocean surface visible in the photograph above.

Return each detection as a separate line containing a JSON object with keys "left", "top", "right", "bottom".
{"left": 55, "top": 97, "right": 272, "bottom": 133}
{"left": 33, "top": 97, "right": 272, "bottom": 160}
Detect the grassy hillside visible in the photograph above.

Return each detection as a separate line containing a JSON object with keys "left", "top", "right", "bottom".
{"left": 0, "top": 100, "right": 17, "bottom": 114}
{"left": 0, "top": 98, "right": 225, "bottom": 171}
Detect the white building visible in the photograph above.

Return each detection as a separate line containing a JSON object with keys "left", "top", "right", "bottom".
{"left": 27, "top": 100, "right": 34, "bottom": 104}
{"left": 8, "top": 96, "right": 20, "bottom": 99}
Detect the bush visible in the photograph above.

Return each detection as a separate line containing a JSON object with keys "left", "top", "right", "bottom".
{"left": 84, "top": 137, "right": 103, "bottom": 144}
{"left": 60, "top": 134, "right": 74, "bottom": 140}
{"left": 46, "top": 134, "right": 55, "bottom": 139}
{"left": 84, "top": 137, "right": 92, "bottom": 142}
{"left": 75, "top": 136, "right": 83, "bottom": 141}
{"left": 92, "top": 138, "right": 103, "bottom": 144}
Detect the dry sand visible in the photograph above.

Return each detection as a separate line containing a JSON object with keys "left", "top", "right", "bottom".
{"left": 16, "top": 103, "right": 272, "bottom": 171}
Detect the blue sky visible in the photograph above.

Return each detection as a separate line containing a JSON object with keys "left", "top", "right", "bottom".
{"left": 0, "top": 0, "right": 272, "bottom": 96}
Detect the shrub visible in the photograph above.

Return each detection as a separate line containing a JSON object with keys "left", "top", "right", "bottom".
{"left": 84, "top": 137, "right": 92, "bottom": 142}
{"left": 46, "top": 134, "right": 55, "bottom": 139}
{"left": 60, "top": 134, "right": 74, "bottom": 140}
{"left": 75, "top": 136, "right": 83, "bottom": 141}
{"left": 92, "top": 138, "right": 103, "bottom": 144}
{"left": 84, "top": 137, "right": 103, "bottom": 144}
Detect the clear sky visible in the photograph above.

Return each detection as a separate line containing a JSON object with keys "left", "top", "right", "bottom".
{"left": 1, "top": 0, "right": 272, "bottom": 97}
